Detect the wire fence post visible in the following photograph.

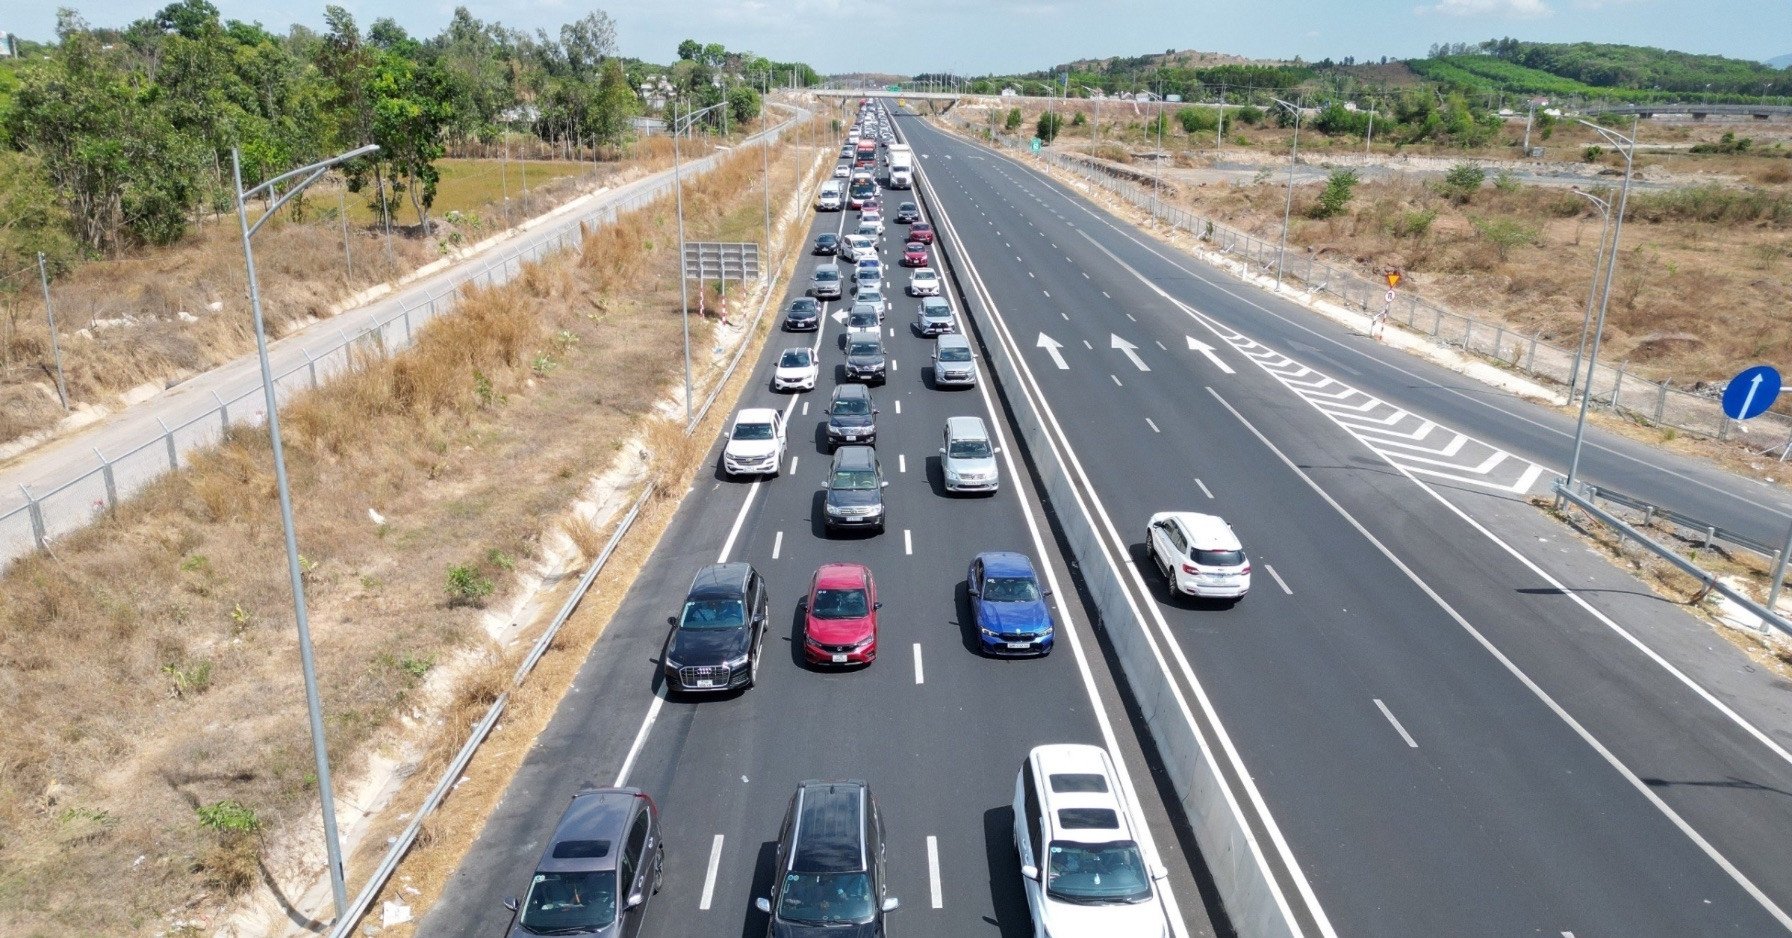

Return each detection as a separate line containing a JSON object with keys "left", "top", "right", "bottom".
{"left": 38, "top": 253, "right": 69, "bottom": 412}
{"left": 1770, "top": 517, "right": 1792, "bottom": 614}
{"left": 1611, "top": 364, "right": 1625, "bottom": 411}
{"left": 159, "top": 417, "right": 178, "bottom": 469}
{"left": 21, "top": 485, "right": 46, "bottom": 550}
{"left": 213, "top": 390, "right": 229, "bottom": 431}
{"left": 95, "top": 446, "right": 117, "bottom": 509}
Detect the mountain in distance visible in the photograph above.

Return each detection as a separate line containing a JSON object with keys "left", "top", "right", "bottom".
{"left": 1768, "top": 53, "right": 1792, "bottom": 70}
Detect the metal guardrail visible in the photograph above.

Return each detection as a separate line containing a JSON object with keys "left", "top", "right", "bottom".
{"left": 1581, "top": 484, "right": 1787, "bottom": 559}
{"left": 1554, "top": 481, "right": 1791, "bottom": 637}
{"left": 951, "top": 119, "right": 1792, "bottom": 453}
{"left": 0, "top": 114, "right": 808, "bottom": 573}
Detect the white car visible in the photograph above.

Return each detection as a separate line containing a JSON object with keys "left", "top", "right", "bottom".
{"left": 832, "top": 164, "right": 851, "bottom": 178}
{"left": 1145, "top": 511, "right": 1250, "bottom": 600}
{"left": 844, "top": 234, "right": 878, "bottom": 263}
{"left": 846, "top": 304, "right": 881, "bottom": 336}
{"left": 859, "top": 210, "right": 886, "bottom": 236}
{"left": 855, "top": 288, "right": 888, "bottom": 318}
{"left": 722, "top": 407, "right": 786, "bottom": 477}
{"left": 1014, "top": 744, "right": 1170, "bottom": 938}
{"left": 907, "top": 268, "right": 941, "bottom": 297}
{"left": 773, "top": 347, "right": 818, "bottom": 392}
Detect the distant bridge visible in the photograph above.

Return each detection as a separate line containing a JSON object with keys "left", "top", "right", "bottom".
{"left": 1582, "top": 102, "right": 1792, "bottom": 120}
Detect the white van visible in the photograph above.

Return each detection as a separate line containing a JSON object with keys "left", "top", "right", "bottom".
{"left": 816, "top": 180, "right": 844, "bottom": 211}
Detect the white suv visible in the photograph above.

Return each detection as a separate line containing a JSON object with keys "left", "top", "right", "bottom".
{"left": 1145, "top": 511, "right": 1250, "bottom": 600}
{"left": 1013, "top": 744, "right": 1169, "bottom": 938}
{"left": 722, "top": 408, "right": 786, "bottom": 477}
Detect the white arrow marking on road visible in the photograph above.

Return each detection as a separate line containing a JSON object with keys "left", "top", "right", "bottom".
{"left": 1037, "top": 333, "right": 1069, "bottom": 370}
{"left": 1186, "top": 337, "right": 1235, "bottom": 374}
{"left": 1739, "top": 372, "right": 1765, "bottom": 420}
{"left": 831, "top": 308, "right": 848, "bottom": 323}
{"left": 1111, "top": 334, "right": 1150, "bottom": 372}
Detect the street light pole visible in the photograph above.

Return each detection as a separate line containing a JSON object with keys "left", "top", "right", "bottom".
{"left": 1564, "top": 115, "right": 1638, "bottom": 492}
{"left": 671, "top": 102, "right": 727, "bottom": 424}
{"left": 232, "top": 142, "right": 378, "bottom": 922}
{"left": 1270, "top": 96, "right": 1303, "bottom": 291}
{"left": 1564, "top": 188, "right": 1614, "bottom": 408}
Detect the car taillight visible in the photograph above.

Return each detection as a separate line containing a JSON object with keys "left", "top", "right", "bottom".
{"left": 1241, "top": 564, "right": 1251, "bottom": 575}
{"left": 1181, "top": 564, "right": 1199, "bottom": 575}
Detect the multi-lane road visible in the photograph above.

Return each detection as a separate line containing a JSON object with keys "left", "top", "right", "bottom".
{"left": 424, "top": 101, "right": 1792, "bottom": 937}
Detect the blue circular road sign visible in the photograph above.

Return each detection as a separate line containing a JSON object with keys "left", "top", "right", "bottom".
{"left": 1722, "top": 365, "right": 1782, "bottom": 421}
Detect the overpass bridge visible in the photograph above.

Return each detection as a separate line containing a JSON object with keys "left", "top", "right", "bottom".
{"left": 1584, "top": 102, "right": 1792, "bottom": 121}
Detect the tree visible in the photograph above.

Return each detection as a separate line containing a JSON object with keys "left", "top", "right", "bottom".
{"left": 1004, "top": 107, "right": 1023, "bottom": 132}
{"left": 726, "top": 85, "right": 760, "bottom": 127}
{"left": 1177, "top": 106, "right": 1215, "bottom": 133}
{"left": 1309, "top": 169, "right": 1358, "bottom": 219}
{"left": 676, "top": 39, "right": 701, "bottom": 61}
{"left": 1440, "top": 162, "right": 1485, "bottom": 202}
{"left": 361, "top": 50, "right": 454, "bottom": 230}
{"left": 589, "top": 58, "right": 638, "bottom": 146}
{"left": 1036, "top": 111, "right": 1063, "bottom": 143}
{"left": 558, "top": 11, "right": 616, "bottom": 79}
{"left": 1470, "top": 215, "right": 1538, "bottom": 261}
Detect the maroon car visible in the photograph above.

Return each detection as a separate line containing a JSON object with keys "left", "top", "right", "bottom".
{"left": 908, "top": 222, "right": 935, "bottom": 244}
{"left": 901, "top": 242, "right": 928, "bottom": 267}
{"left": 803, "top": 563, "right": 879, "bottom": 667}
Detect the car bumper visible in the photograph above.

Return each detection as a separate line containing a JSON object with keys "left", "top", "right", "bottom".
{"left": 774, "top": 375, "right": 815, "bottom": 391}
{"left": 825, "top": 512, "right": 885, "bottom": 531}
{"left": 935, "top": 371, "right": 977, "bottom": 387}
{"left": 945, "top": 476, "right": 999, "bottom": 493}
{"left": 909, "top": 285, "right": 940, "bottom": 296}
{"left": 785, "top": 319, "right": 819, "bottom": 332}
{"left": 724, "top": 457, "right": 779, "bottom": 476}
{"left": 804, "top": 640, "right": 876, "bottom": 666}
{"left": 827, "top": 431, "right": 875, "bottom": 447}
{"left": 1175, "top": 574, "right": 1251, "bottom": 598}
{"left": 846, "top": 367, "right": 886, "bottom": 382}
{"left": 665, "top": 664, "right": 751, "bottom": 691}
{"left": 979, "top": 631, "right": 1053, "bottom": 656}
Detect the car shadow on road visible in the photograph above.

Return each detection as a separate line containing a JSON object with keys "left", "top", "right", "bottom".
{"left": 737, "top": 840, "right": 780, "bottom": 938}
{"left": 953, "top": 578, "right": 981, "bottom": 656}
{"left": 981, "top": 805, "right": 1032, "bottom": 938}
{"left": 787, "top": 597, "right": 811, "bottom": 671}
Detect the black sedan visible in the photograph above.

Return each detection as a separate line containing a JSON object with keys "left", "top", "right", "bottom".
{"left": 813, "top": 233, "right": 840, "bottom": 256}
{"left": 893, "top": 202, "right": 920, "bottom": 224}
{"left": 784, "top": 297, "right": 822, "bottom": 332}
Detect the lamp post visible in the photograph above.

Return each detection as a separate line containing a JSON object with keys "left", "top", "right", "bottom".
{"left": 232, "top": 141, "right": 378, "bottom": 921}
{"left": 1564, "top": 115, "right": 1638, "bottom": 493}
{"left": 671, "top": 102, "right": 728, "bottom": 423}
{"left": 1269, "top": 96, "right": 1304, "bottom": 291}
{"left": 1564, "top": 187, "right": 1614, "bottom": 408}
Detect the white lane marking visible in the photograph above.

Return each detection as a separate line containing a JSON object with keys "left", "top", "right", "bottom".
{"left": 914, "top": 643, "right": 925, "bottom": 685}
{"left": 1264, "top": 563, "right": 1293, "bottom": 595}
{"left": 1373, "top": 699, "right": 1419, "bottom": 749}
{"left": 899, "top": 453, "right": 907, "bottom": 473}
{"left": 927, "top": 835, "right": 943, "bottom": 907}
{"left": 1111, "top": 334, "right": 1151, "bottom": 371}
{"left": 1043, "top": 290, "right": 1051, "bottom": 298}
{"left": 1207, "top": 387, "right": 1792, "bottom": 929}
{"left": 1111, "top": 374, "right": 1123, "bottom": 387}
{"left": 1156, "top": 340, "right": 1168, "bottom": 351}
{"left": 699, "top": 834, "right": 725, "bottom": 910}
{"left": 1082, "top": 339, "right": 1093, "bottom": 350}
{"left": 1029, "top": 271, "right": 1035, "bottom": 278}
{"left": 1127, "top": 313, "right": 1137, "bottom": 322}
{"left": 789, "top": 455, "right": 799, "bottom": 475}
{"left": 772, "top": 530, "right": 783, "bottom": 560}
{"left": 1195, "top": 478, "right": 1214, "bottom": 499}
{"left": 1146, "top": 418, "right": 1161, "bottom": 434}
{"left": 904, "top": 529, "right": 913, "bottom": 555}
{"left": 891, "top": 359, "right": 899, "bottom": 372}
{"left": 1102, "top": 291, "right": 1111, "bottom": 298}
{"left": 1187, "top": 337, "right": 1237, "bottom": 374}
{"left": 802, "top": 401, "right": 809, "bottom": 416}
{"left": 1061, "top": 312, "right": 1070, "bottom": 320}
{"left": 1083, "top": 271, "right": 1090, "bottom": 279}
{"left": 895, "top": 399, "right": 902, "bottom": 414}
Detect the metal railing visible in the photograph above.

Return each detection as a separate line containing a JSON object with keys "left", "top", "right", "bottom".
{"left": 958, "top": 121, "right": 1792, "bottom": 454}
{"left": 0, "top": 115, "right": 808, "bottom": 573}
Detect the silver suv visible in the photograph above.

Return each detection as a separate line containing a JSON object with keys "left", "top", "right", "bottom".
{"left": 940, "top": 416, "right": 1000, "bottom": 494}
{"left": 810, "top": 263, "right": 843, "bottom": 300}
{"left": 932, "top": 333, "right": 977, "bottom": 388}
{"left": 914, "top": 296, "right": 954, "bottom": 336}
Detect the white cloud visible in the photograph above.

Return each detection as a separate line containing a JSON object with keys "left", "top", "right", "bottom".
{"left": 1415, "top": 0, "right": 1554, "bottom": 16}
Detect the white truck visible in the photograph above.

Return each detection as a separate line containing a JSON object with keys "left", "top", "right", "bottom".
{"left": 886, "top": 144, "right": 913, "bottom": 189}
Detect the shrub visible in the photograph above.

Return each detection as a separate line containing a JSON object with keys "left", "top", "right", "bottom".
{"left": 1070, "top": 112, "right": 1086, "bottom": 128}
{"left": 1493, "top": 169, "right": 1521, "bottom": 192}
{"left": 1689, "top": 132, "right": 1752, "bottom": 155}
{"left": 1470, "top": 215, "right": 1540, "bottom": 261}
{"left": 1004, "top": 107, "right": 1023, "bottom": 132}
{"left": 1583, "top": 144, "right": 1605, "bottom": 162}
{"left": 196, "top": 800, "right": 261, "bottom": 834}
{"left": 1310, "top": 169, "right": 1359, "bottom": 219}
{"left": 1440, "top": 162, "right": 1485, "bottom": 202}
{"left": 1036, "top": 112, "right": 1064, "bottom": 144}
{"left": 1392, "top": 208, "right": 1439, "bottom": 239}
{"left": 1178, "top": 107, "right": 1217, "bottom": 133}
{"left": 161, "top": 660, "right": 214, "bottom": 698}
{"left": 446, "top": 563, "right": 495, "bottom": 606}
{"left": 1234, "top": 105, "right": 1264, "bottom": 126}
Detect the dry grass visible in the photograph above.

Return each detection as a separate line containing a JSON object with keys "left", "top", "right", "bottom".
{"left": 0, "top": 128, "right": 824, "bottom": 935}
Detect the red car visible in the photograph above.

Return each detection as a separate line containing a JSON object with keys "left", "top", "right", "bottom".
{"left": 803, "top": 563, "right": 879, "bottom": 667}
{"left": 901, "top": 242, "right": 929, "bottom": 267}
{"left": 908, "top": 222, "right": 935, "bottom": 245}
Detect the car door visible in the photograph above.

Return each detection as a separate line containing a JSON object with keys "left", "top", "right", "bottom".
{"left": 618, "top": 808, "right": 648, "bottom": 936}
{"left": 968, "top": 557, "right": 985, "bottom": 627}
{"left": 1015, "top": 761, "right": 1045, "bottom": 922}
{"left": 773, "top": 412, "right": 787, "bottom": 465}
{"left": 749, "top": 571, "right": 768, "bottom": 666}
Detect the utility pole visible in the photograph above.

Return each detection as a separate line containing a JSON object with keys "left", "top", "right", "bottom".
{"left": 1270, "top": 96, "right": 1304, "bottom": 291}
{"left": 37, "top": 252, "right": 68, "bottom": 411}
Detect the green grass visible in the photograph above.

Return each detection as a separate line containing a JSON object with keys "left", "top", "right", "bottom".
{"left": 339, "top": 158, "right": 593, "bottom": 227}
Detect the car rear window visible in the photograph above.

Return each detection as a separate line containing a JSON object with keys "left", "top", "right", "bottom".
{"left": 1049, "top": 773, "right": 1109, "bottom": 794}
{"left": 1056, "top": 808, "right": 1120, "bottom": 830}
{"left": 1191, "top": 548, "right": 1245, "bottom": 566}
{"left": 551, "top": 839, "right": 611, "bottom": 859}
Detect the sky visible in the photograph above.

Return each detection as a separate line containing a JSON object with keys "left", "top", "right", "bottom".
{"left": 8, "top": 0, "right": 1791, "bottom": 75}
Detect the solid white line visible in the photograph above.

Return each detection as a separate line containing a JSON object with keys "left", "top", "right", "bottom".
{"left": 927, "top": 835, "right": 943, "bottom": 907}
{"left": 699, "top": 834, "right": 725, "bottom": 910}
{"left": 1195, "top": 478, "right": 1214, "bottom": 499}
{"left": 904, "top": 529, "right": 913, "bottom": 555}
{"left": 1373, "top": 699, "right": 1419, "bottom": 749}
{"left": 899, "top": 453, "right": 907, "bottom": 473}
{"left": 772, "top": 530, "right": 783, "bottom": 560}
{"left": 914, "top": 643, "right": 925, "bottom": 685}
{"left": 1264, "top": 563, "right": 1293, "bottom": 595}
{"left": 1146, "top": 418, "right": 1161, "bottom": 434}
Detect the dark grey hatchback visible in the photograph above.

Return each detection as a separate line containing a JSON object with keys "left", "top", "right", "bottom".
{"left": 504, "top": 787, "right": 663, "bottom": 937}
{"left": 756, "top": 780, "right": 899, "bottom": 937}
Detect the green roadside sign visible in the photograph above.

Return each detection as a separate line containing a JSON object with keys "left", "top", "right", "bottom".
{"left": 1029, "top": 137, "right": 1042, "bottom": 154}
{"left": 887, "top": 85, "right": 900, "bottom": 92}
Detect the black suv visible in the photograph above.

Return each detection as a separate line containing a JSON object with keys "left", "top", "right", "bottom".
{"left": 504, "top": 788, "right": 663, "bottom": 938}
{"left": 843, "top": 334, "right": 886, "bottom": 384}
{"left": 893, "top": 202, "right": 919, "bottom": 224}
{"left": 661, "top": 563, "right": 768, "bottom": 694}
{"left": 813, "top": 233, "right": 840, "bottom": 256}
{"left": 756, "top": 780, "right": 899, "bottom": 936}
{"left": 784, "top": 297, "right": 821, "bottom": 332}
{"left": 825, "top": 384, "right": 878, "bottom": 450}
{"left": 822, "top": 446, "right": 887, "bottom": 535}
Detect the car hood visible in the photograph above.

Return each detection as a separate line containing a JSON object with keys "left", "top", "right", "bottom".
{"left": 845, "top": 351, "right": 884, "bottom": 367}
{"left": 947, "top": 455, "right": 996, "bottom": 475}
{"left": 975, "top": 597, "right": 1050, "bottom": 634}
{"left": 827, "top": 488, "right": 881, "bottom": 511}
{"left": 769, "top": 920, "right": 881, "bottom": 938}
{"left": 726, "top": 438, "right": 780, "bottom": 459}
{"left": 776, "top": 364, "right": 815, "bottom": 378}
{"left": 667, "top": 626, "right": 750, "bottom": 666}
{"left": 807, "top": 610, "right": 876, "bottom": 645}
{"left": 1040, "top": 895, "right": 1165, "bottom": 938}
{"left": 829, "top": 413, "right": 874, "bottom": 430}
{"left": 507, "top": 923, "right": 620, "bottom": 938}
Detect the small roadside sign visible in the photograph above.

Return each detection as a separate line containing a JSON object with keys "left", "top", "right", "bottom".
{"left": 1386, "top": 272, "right": 1401, "bottom": 288}
{"left": 1723, "top": 365, "right": 1782, "bottom": 421}
{"left": 1029, "top": 137, "right": 1042, "bottom": 154}
{"left": 887, "top": 85, "right": 900, "bottom": 92}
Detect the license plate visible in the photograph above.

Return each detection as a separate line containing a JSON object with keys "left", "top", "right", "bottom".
{"left": 695, "top": 679, "right": 714, "bottom": 688}
{"left": 1006, "top": 642, "right": 1030, "bottom": 650}
{"left": 831, "top": 653, "right": 848, "bottom": 664}
{"left": 844, "top": 434, "right": 858, "bottom": 440}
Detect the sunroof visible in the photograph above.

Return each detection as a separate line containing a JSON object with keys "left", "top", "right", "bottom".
{"left": 551, "top": 839, "right": 611, "bottom": 859}
{"left": 1048, "top": 773, "right": 1109, "bottom": 794}
{"left": 1057, "top": 808, "right": 1120, "bottom": 830}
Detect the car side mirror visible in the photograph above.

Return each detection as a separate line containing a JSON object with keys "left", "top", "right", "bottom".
{"left": 1020, "top": 864, "right": 1039, "bottom": 881}
{"left": 503, "top": 896, "right": 519, "bottom": 912}
{"left": 756, "top": 897, "right": 773, "bottom": 913}
{"left": 1150, "top": 863, "right": 1169, "bottom": 881}
{"left": 939, "top": 447, "right": 947, "bottom": 454}
{"left": 881, "top": 481, "right": 890, "bottom": 488}
{"left": 873, "top": 601, "right": 883, "bottom": 610}
{"left": 627, "top": 892, "right": 644, "bottom": 908}
{"left": 967, "top": 586, "right": 979, "bottom": 597}
{"left": 873, "top": 408, "right": 880, "bottom": 414}
{"left": 882, "top": 897, "right": 900, "bottom": 913}
{"left": 667, "top": 615, "right": 677, "bottom": 626}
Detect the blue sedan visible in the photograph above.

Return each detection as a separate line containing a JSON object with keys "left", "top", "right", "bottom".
{"left": 968, "top": 551, "right": 1054, "bottom": 656}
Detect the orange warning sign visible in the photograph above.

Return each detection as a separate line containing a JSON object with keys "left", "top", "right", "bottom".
{"left": 1386, "top": 272, "right": 1401, "bottom": 288}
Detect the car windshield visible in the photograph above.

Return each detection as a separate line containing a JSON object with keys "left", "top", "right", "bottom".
{"left": 733, "top": 421, "right": 774, "bottom": 441}
{"left": 1046, "top": 840, "right": 1153, "bottom": 904}
{"left": 811, "top": 587, "right": 870, "bottom": 619}
{"left": 915, "top": 272, "right": 936, "bottom": 282}
{"left": 938, "top": 346, "right": 971, "bottom": 363}
{"left": 850, "top": 312, "right": 877, "bottom": 327}
{"left": 860, "top": 291, "right": 884, "bottom": 304}
{"left": 817, "top": 235, "right": 836, "bottom": 245}
{"left": 949, "top": 439, "right": 992, "bottom": 459}
{"left": 907, "top": 243, "right": 924, "bottom": 252}
{"left": 849, "top": 341, "right": 881, "bottom": 357}
{"left": 831, "top": 397, "right": 870, "bottom": 416}
{"left": 777, "top": 871, "right": 875, "bottom": 924}
{"left": 982, "top": 575, "right": 1039, "bottom": 602}
{"left": 901, "top": 204, "right": 916, "bottom": 212}
{"left": 517, "top": 870, "right": 619, "bottom": 933}
{"left": 680, "top": 598, "right": 746, "bottom": 630}
{"left": 789, "top": 298, "right": 818, "bottom": 312}
{"left": 1192, "top": 549, "right": 1245, "bottom": 566}
{"left": 780, "top": 350, "right": 811, "bottom": 368}
{"left": 816, "top": 270, "right": 839, "bottom": 282}
{"left": 831, "top": 469, "right": 879, "bottom": 490}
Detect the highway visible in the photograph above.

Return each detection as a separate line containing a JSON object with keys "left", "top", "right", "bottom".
{"left": 423, "top": 109, "right": 1210, "bottom": 938}
{"left": 898, "top": 107, "right": 1792, "bottom": 936}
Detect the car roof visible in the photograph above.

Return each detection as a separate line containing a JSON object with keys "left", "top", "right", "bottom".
{"left": 688, "top": 562, "right": 751, "bottom": 600}
{"left": 831, "top": 383, "right": 870, "bottom": 400}
{"left": 735, "top": 407, "right": 778, "bottom": 424}
{"left": 922, "top": 296, "right": 950, "bottom": 310}
{"left": 538, "top": 788, "right": 642, "bottom": 873}
{"left": 1155, "top": 511, "right": 1242, "bottom": 550}
{"left": 812, "top": 562, "right": 870, "bottom": 591}
{"left": 1028, "top": 745, "right": 1133, "bottom": 845}
{"left": 976, "top": 550, "right": 1035, "bottom": 579}
{"left": 946, "top": 414, "right": 988, "bottom": 437}
{"left": 832, "top": 445, "right": 878, "bottom": 470}
{"left": 788, "top": 780, "right": 868, "bottom": 873}
{"left": 936, "top": 333, "right": 970, "bottom": 347}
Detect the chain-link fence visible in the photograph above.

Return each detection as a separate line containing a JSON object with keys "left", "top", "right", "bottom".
{"left": 0, "top": 115, "right": 808, "bottom": 571}
{"left": 960, "top": 121, "right": 1792, "bottom": 454}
